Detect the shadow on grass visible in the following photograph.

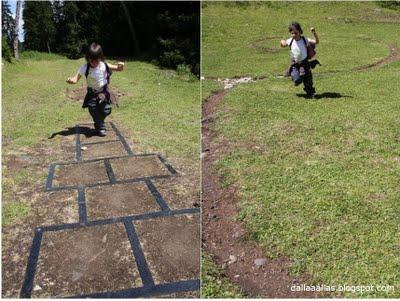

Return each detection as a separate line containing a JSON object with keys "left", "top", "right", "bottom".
{"left": 296, "top": 92, "right": 353, "bottom": 99}
{"left": 48, "top": 126, "right": 101, "bottom": 139}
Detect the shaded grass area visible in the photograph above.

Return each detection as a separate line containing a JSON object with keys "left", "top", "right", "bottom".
{"left": 202, "top": 2, "right": 400, "bottom": 298}
{"left": 2, "top": 52, "right": 199, "bottom": 226}
{"left": 201, "top": 255, "right": 245, "bottom": 298}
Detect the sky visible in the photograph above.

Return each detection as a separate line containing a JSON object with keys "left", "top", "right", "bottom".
{"left": 9, "top": 0, "right": 25, "bottom": 41}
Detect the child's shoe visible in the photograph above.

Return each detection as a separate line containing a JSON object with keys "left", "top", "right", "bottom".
{"left": 98, "top": 129, "right": 107, "bottom": 137}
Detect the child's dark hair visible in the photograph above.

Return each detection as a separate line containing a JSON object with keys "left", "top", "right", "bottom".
{"left": 288, "top": 22, "right": 303, "bottom": 34}
{"left": 85, "top": 43, "right": 104, "bottom": 62}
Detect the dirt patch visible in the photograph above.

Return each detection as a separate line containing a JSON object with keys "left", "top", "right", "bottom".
{"left": 81, "top": 141, "right": 127, "bottom": 160}
{"left": 354, "top": 43, "right": 400, "bottom": 71}
{"left": 80, "top": 131, "right": 119, "bottom": 144}
{"left": 85, "top": 183, "right": 160, "bottom": 220}
{"left": 110, "top": 155, "right": 170, "bottom": 180}
{"left": 32, "top": 223, "right": 142, "bottom": 297}
{"left": 65, "top": 85, "right": 128, "bottom": 102}
{"left": 53, "top": 161, "right": 109, "bottom": 187}
{"left": 134, "top": 214, "right": 200, "bottom": 285}
{"left": 202, "top": 88, "right": 326, "bottom": 297}
{"left": 153, "top": 178, "right": 200, "bottom": 210}
{"left": 32, "top": 190, "right": 79, "bottom": 226}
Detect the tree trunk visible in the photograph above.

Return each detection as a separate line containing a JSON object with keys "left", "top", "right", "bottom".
{"left": 120, "top": 1, "right": 140, "bottom": 56}
{"left": 13, "top": 0, "right": 21, "bottom": 59}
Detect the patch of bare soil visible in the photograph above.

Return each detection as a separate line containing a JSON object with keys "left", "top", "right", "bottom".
{"left": 53, "top": 161, "right": 109, "bottom": 187}
{"left": 85, "top": 183, "right": 160, "bottom": 220}
{"left": 2, "top": 135, "right": 86, "bottom": 297}
{"left": 32, "top": 223, "right": 142, "bottom": 297}
{"left": 134, "top": 214, "right": 200, "bottom": 285}
{"left": 110, "top": 155, "right": 170, "bottom": 180}
{"left": 81, "top": 141, "right": 127, "bottom": 160}
{"left": 201, "top": 88, "right": 327, "bottom": 298}
{"left": 153, "top": 178, "right": 200, "bottom": 210}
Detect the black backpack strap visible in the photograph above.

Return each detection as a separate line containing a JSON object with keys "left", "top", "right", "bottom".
{"left": 302, "top": 36, "right": 308, "bottom": 46}
{"left": 104, "top": 61, "right": 112, "bottom": 84}
{"left": 85, "top": 62, "right": 90, "bottom": 78}
{"left": 289, "top": 38, "right": 294, "bottom": 49}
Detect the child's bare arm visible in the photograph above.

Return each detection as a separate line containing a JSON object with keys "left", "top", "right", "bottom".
{"left": 107, "top": 62, "right": 125, "bottom": 71}
{"left": 309, "top": 27, "right": 319, "bottom": 44}
{"left": 280, "top": 39, "right": 288, "bottom": 47}
{"left": 66, "top": 73, "right": 81, "bottom": 84}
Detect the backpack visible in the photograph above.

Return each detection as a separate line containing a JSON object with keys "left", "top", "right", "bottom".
{"left": 85, "top": 61, "right": 112, "bottom": 84}
{"left": 289, "top": 36, "right": 316, "bottom": 60}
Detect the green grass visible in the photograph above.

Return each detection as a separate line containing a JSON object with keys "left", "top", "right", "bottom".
{"left": 2, "top": 202, "right": 30, "bottom": 227}
{"left": 202, "top": 2, "right": 400, "bottom": 298}
{"left": 201, "top": 255, "right": 245, "bottom": 298}
{"left": 2, "top": 52, "right": 199, "bottom": 225}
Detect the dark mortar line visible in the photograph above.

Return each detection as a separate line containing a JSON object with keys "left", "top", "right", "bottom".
{"left": 157, "top": 154, "right": 178, "bottom": 175}
{"left": 75, "top": 125, "right": 82, "bottom": 162}
{"left": 45, "top": 163, "right": 56, "bottom": 191}
{"left": 69, "top": 279, "right": 200, "bottom": 298}
{"left": 20, "top": 229, "right": 43, "bottom": 298}
{"left": 145, "top": 179, "right": 170, "bottom": 212}
{"left": 40, "top": 208, "right": 200, "bottom": 232}
{"left": 124, "top": 220, "right": 155, "bottom": 287}
{"left": 80, "top": 139, "right": 120, "bottom": 146}
{"left": 104, "top": 159, "right": 117, "bottom": 184}
{"left": 46, "top": 175, "right": 173, "bottom": 192}
{"left": 110, "top": 121, "right": 134, "bottom": 155}
{"left": 77, "top": 185, "right": 88, "bottom": 225}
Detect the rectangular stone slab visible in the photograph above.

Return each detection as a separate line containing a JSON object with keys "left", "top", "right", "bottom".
{"left": 85, "top": 183, "right": 161, "bottom": 220}
{"left": 134, "top": 214, "right": 200, "bottom": 284}
{"left": 110, "top": 155, "right": 171, "bottom": 180}
{"left": 52, "top": 161, "right": 109, "bottom": 187}
{"left": 32, "top": 223, "right": 142, "bottom": 297}
{"left": 81, "top": 141, "right": 128, "bottom": 161}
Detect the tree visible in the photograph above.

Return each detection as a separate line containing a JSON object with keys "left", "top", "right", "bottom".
{"left": 23, "top": 1, "right": 55, "bottom": 53}
{"left": 2, "top": 1, "right": 15, "bottom": 46}
{"left": 13, "top": 0, "right": 21, "bottom": 59}
{"left": 62, "top": 1, "right": 86, "bottom": 58}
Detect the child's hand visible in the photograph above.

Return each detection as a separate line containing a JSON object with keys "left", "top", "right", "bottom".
{"left": 66, "top": 77, "right": 76, "bottom": 84}
{"left": 117, "top": 62, "right": 125, "bottom": 71}
{"left": 310, "top": 27, "right": 316, "bottom": 33}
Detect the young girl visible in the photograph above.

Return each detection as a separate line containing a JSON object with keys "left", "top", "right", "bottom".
{"left": 67, "top": 43, "right": 124, "bottom": 136}
{"left": 280, "top": 22, "right": 319, "bottom": 98}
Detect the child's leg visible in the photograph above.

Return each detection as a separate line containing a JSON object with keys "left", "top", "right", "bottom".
{"left": 290, "top": 66, "right": 302, "bottom": 86}
{"left": 98, "top": 102, "right": 112, "bottom": 129}
{"left": 87, "top": 98, "right": 104, "bottom": 130}
{"left": 302, "top": 64, "right": 315, "bottom": 96}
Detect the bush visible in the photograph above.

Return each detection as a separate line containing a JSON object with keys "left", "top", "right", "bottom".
{"left": 2, "top": 38, "right": 13, "bottom": 62}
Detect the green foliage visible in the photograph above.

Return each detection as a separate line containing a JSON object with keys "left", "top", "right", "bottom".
{"left": 202, "top": 255, "right": 245, "bottom": 298}
{"left": 377, "top": 1, "right": 400, "bottom": 10}
{"left": 19, "top": 50, "right": 66, "bottom": 61}
{"left": 2, "top": 37, "right": 13, "bottom": 62}
{"left": 23, "top": 1, "right": 56, "bottom": 52}
{"left": 2, "top": 1, "right": 15, "bottom": 45}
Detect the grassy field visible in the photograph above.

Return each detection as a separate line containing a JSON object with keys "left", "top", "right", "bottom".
{"left": 202, "top": 2, "right": 400, "bottom": 298}
{"left": 2, "top": 51, "right": 200, "bottom": 226}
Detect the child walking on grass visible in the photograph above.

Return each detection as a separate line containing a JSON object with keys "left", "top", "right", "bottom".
{"left": 67, "top": 43, "right": 124, "bottom": 136}
{"left": 281, "top": 22, "right": 320, "bottom": 98}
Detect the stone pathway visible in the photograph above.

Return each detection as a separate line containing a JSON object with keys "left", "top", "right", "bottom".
{"left": 20, "top": 122, "right": 200, "bottom": 298}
